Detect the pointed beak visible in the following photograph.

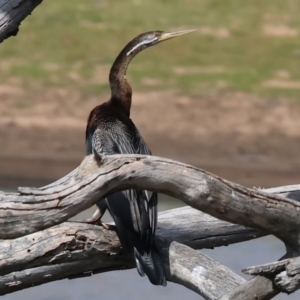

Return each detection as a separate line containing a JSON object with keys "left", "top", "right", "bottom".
{"left": 158, "top": 29, "right": 197, "bottom": 42}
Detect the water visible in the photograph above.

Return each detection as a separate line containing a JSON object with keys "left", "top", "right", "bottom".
{"left": 2, "top": 191, "right": 299, "bottom": 299}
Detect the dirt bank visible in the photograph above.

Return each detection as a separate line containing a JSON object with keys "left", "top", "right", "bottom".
{"left": 1, "top": 90, "right": 300, "bottom": 189}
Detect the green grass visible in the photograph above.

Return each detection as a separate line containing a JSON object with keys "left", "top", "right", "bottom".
{"left": 1, "top": 0, "right": 300, "bottom": 100}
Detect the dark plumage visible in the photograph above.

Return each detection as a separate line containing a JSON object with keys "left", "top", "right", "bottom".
{"left": 85, "top": 29, "right": 195, "bottom": 286}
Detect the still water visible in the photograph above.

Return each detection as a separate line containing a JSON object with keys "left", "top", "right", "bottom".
{"left": 2, "top": 192, "right": 299, "bottom": 300}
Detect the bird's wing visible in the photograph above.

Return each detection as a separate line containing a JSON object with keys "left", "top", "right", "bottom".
{"left": 135, "top": 132, "right": 157, "bottom": 236}
{"left": 91, "top": 126, "right": 157, "bottom": 251}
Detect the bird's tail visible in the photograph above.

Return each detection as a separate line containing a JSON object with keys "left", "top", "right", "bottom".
{"left": 134, "top": 247, "right": 166, "bottom": 286}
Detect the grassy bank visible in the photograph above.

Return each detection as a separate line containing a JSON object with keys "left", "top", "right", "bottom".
{"left": 1, "top": 0, "right": 300, "bottom": 102}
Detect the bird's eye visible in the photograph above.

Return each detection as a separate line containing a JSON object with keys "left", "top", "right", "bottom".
{"left": 146, "top": 34, "right": 159, "bottom": 44}
{"left": 149, "top": 33, "right": 158, "bottom": 40}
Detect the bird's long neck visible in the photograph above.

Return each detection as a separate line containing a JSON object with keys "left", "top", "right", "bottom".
{"left": 109, "top": 38, "right": 144, "bottom": 116}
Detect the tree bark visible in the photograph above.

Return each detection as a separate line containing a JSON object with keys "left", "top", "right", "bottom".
{"left": 0, "top": 0, "right": 43, "bottom": 43}
{"left": 2, "top": 154, "right": 300, "bottom": 299}
{"left": 159, "top": 242, "right": 246, "bottom": 300}
{"left": 243, "top": 256, "right": 300, "bottom": 294}
{"left": 0, "top": 207, "right": 259, "bottom": 297}
{"left": 2, "top": 155, "right": 300, "bottom": 245}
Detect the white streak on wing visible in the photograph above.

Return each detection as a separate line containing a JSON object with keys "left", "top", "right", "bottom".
{"left": 144, "top": 199, "right": 148, "bottom": 212}
{"left": 145, "top": 190, "right": 153, "bottom": 201}
{"left": 126, "top": 37, "right": 157, "bottom": 56}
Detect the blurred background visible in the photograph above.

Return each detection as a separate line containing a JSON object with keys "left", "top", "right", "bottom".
{"left": 1, "top": 0, "right": 300, "bottom": 299}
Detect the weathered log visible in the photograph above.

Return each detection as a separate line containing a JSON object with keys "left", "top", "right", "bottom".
{"left": 243, "top": 256, "right": 300, "bottom": 294}
{"left": 0, "top": 222, "right": 132, "bottom": 295}
{"left": 2, "top": 154, "right": 300, "bottom": 299}
{"left": 1, "top": 154, "right": 300, "bottom": 246}
{"left": 158, "top": 242, "right": 245, "bottom": 299}
{"left": 155, "top": 206, "right": 263, "bottom": 249}
{"left": 0, "top": 207, "right": 260, "bottom": 297}
{"left": 0, "top": 0, "right": 43, "bottom": 43}
{"left": 220, "top": 276, "right": 280, "bottom": 300}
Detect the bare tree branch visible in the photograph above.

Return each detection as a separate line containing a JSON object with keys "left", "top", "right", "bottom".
{"left": 220, "top": 276, "right": 280, "bottom": 300}
{"left": 158, "top": 242, "right": 245, "bottom": 300}
{"left": 243, "top": 256, "right": 300, "bottom": 294}
{"left": 0, "top": 0, "right": 43, "bottom": 43}
{"left": 2, "top": 155, "right": 300, "bottom": 245}
{"left": 0, "top": 207, "right": 260, "bottom": 297}
{"left": 0, "top": 222, "right": 133, "bottom": 296}
{"left": 2, "top": 154, "right": 300, "bottom": 299}
{"left": 155, "top": 206, "right": 263, "bottom": 248}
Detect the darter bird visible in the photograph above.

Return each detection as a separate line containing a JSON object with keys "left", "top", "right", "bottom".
{"left": 85, "top": 29, "right": 196, "bottom": 286}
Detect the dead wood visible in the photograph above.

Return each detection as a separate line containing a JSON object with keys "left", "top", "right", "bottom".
{"left": 1, "top": 154, "right": 300, "bottom": 299}
{"left": 0, "top": 0, "right": 43, "bottom": 42}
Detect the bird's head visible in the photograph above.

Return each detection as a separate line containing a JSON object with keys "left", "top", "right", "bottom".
{"left": 109, "top": 28, "right": 197, "bottom": 113}
{"left": 126, "top": 29, "right": 197, "bottom": 56}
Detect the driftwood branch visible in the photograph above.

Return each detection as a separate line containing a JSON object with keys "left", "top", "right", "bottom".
{"left": 2, "top": 155, "right": 300, "bottom": 244}
{"left": 2, "top": 154, "right": 300, "bottom": 299}
{"left": 0, "top": 0, "right": 43, "bottom": 43}
{"left": 220, "top": 276, "right": 280, "bottom": 300}
{"left": 243, "top": 256, "right": 300, "bottom": 294}
{"left": 1, "top": 206, "right": 259, "bottom": 298}
{"left": 0, "top": 222, "right": 132, "bottom": 296}
{"left": 159, "top": 242, "right": 245, "bottom": 299}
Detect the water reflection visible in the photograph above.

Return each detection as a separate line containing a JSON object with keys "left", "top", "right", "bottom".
{"left": 2, "top": 192, "right": 299, "bottom": 299}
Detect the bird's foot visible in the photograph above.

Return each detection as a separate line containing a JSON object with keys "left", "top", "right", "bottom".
{"left": 76, "top": 206, "right": 116, "bottom": 230}
{"left": 99, "top": 221, "right": 116, "bottom": 231}
{"left": 77, "top": 217, "right": 116, "bottom": 231}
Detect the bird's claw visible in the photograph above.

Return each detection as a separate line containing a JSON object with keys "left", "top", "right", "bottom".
{"left": 100, "top": 222, "right": 116, "bottom": 231}
{"left": 77, "top": 218, "right": 116, "bottom": 231}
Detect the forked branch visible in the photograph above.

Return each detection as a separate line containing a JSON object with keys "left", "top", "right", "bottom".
{"left": 1, "top": 154, "right": 300, "bottom": 300}
{"left": 1, "top": 154, "right": 300, "bottom": 244}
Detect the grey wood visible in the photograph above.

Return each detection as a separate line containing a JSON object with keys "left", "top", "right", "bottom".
{"left": 243, "top": 256, "right": 300, "bottom": 294}
{"left": 1, "top": 154, "right": 300, "bottom": 299}
{"left": 220, "top": 276, "right": 280, "bottom": 300}
{"left": 1, "top": 154, "right": 300, "bottom": 244}
{"left": 158, "top": 242, "right": 245, "bottom": 300}
{"left": 0, "top": 207, "right": 258, "bottom": 297}
{"left": 0, "top": 0, "right": 43, "bottom": 43}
